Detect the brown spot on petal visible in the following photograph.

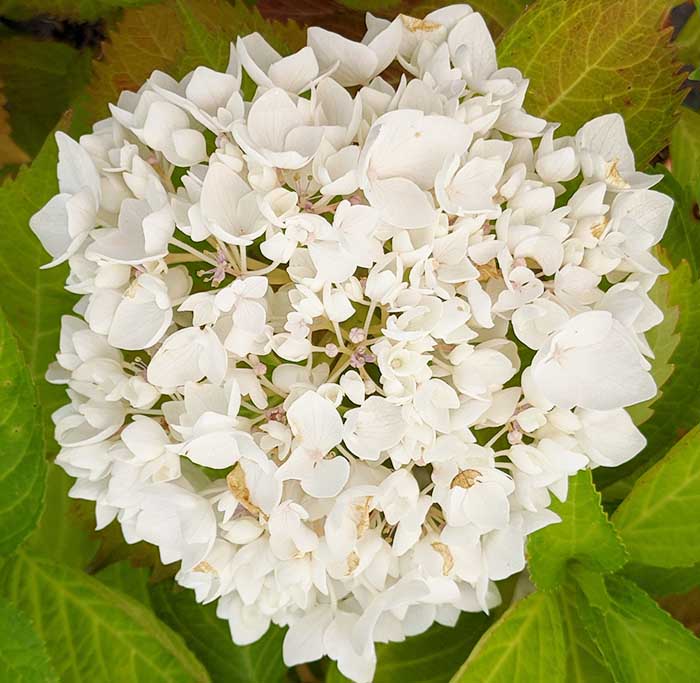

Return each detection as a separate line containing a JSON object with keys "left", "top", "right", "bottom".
{"left": 227, "top": 464, "right": 262, "bottom": 517}
{"left": 193, "top": 561, "right": 217, "bottom": 574}
{"left": 477, "top": 261, "right": 499, "bottom": 282}
{"left": 605, "top": 159, "right": 630, "bottom": 189}
{"left": 591, "top": 216, "right": 609, "bottom": 239}
{"left": 431, "top": 541, "right": 454, "bottom": 576}
{"left": 346, "top": 551, "right": 360, "bottom": 575}
{"left": 451, "top": 469, "right": 481, "bottom": 489}
{"left": 354, "top": 496, "right": 372, "bottom": 537}
{"left": 401, "top": 15, "right": 442, "bottom": 34}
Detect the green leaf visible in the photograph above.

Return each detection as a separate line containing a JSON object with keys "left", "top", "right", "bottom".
{"left": 0, "top": 596, "right": 57, "bottom": 683}
{"left": 596, "top": 257, "right": 700, "bottom": 488}
{"left": 97, "top": 561, "right": 152, "bottom": 607}
{"left": 326, "top": 612, "right": 490, "bottom": 683}
{"left": 83, "top": 3, "right": 187, "bottom": 123}
{"left": 0, "top": 553, "right": 210, "bottom": 683}
{"left": 0, "top": 0, "right": 159, "bottom": 22}
{"left": 23, "top": 463, "right": 99, "bottom": 569}
{"left": 670, "top": 108, "right": 700, "bottom": 195}
{"left": 527, "top": 471, "right": 626, "bottom": 590}
{"left": 173, "top": 0, "right": 233, "bottom": 74}
{"left": 0, "top": 36, "right": 90, "bottom": 158}
{"left": 0, "top": 80, "right": 28, "bottom": 166}
{"left": 557, "top": 587, "right": 613, "bottom": 683}
{"left": 454, "top": 1, "right": 530, "bottom": 34}
{"left": 172, "top": 0, "right": 277, "bottom": 78}
{"left": 497, "top": 0, "right": 683, "bottom": 164}
{"left": 150, "top": 580, "right": 286, "bottom": 683}
{"left": 623, "top": 562, "right": 700, "bottom": 597}
{"left": 569, "top": 564, "right": 612, "bottom": 613}
{"left": 612, "top": 422, "right": 700, "bottom": 568}
{"left": 676, "top": 10, "right": 700, "bottom": 67}
{"left": 0, "top": 307, "right": 46, "bottom": 555}
{"left": 578, "top": 575, "right": 700, "bottom": 683}
{"left": 655, "top": 169, "right": 700, "bottom": 281}
{"left": 0, "top": 129, "right": 77, "bottom": 449}
{"left": 449, "top": 591, "right": 565, "bottom": 683}
{"left": 83, "top": 2, "right": 304, "bottom": 124}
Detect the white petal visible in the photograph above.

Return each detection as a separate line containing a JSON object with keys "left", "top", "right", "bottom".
{"left": 364, "top": 110, "right": 472, "bottom": 189}
{"left": 576, "top": 407, "right": 646, "bottom": 467}
{"left": 283, "top": 607, "right": 332, "bottom": 666}
{"left": 309, "top": 240, "right": 357, "bottom": 284}
{"left": 302, "top": 456, "right": 350, "bottom": 498}
{"left": 269, "top": 47, "right": 319, "bottom": 93}
{"left": 339, "top": 370, "right": 365, "bottom": 405}
{"left": 108, "top": 297, "right": 172, "bottom": 350}
{"left": 287, "top": 391, "right": 343, "bottom": 453}
{"left": 308, "top": 27, "right": 378, "bottom": 86}
{"left": 185, "top": 66, "right": 240, "bottom": 113}
{"left": 201, "top": 163, "right": 252, "bottom": 237}
{"left": 465, "top": 483, "right": 510, "bottom": 531}
{"left": 56, "top": 131, "right": 100, "bottom": 199}
{"left": 29, "top": 194, "right": 73, "bottom": 263}
{"left": 576, "top": 113, "right": 635, "bottom": 176}
{"left": 449, "top": 13, "right": 497, "bottom": 86}
{"left": 368, "top": 177, "right": 436, "bottom": 229}
{"left": 483, "top": 526, "right": 525, "bottom": 580}
{"left": 121, "top": 416, "right": 168, "bottom": 461}
{"left": 243, "top": 87, "right": 302, "bottom": 151}
{"left": 172, "top": 128, "right": 207, "bottom": 164}
{"left": 531, "top": 311, "right": 656, "bottom": 410}
{"left": 185, "top": 432, "right": 239, "bottom": 468}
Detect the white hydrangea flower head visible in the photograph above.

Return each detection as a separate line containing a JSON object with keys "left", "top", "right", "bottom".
{"left": 33, "top": 5, "right": 670, "bottom": 682}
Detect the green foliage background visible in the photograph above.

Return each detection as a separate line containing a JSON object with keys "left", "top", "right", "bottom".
{"left": 1, "top": 1, "right": 700, "bottom": 681}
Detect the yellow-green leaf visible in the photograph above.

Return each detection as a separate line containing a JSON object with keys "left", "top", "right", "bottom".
{"left": 0, "top": 80, "right": 28, "bottom": 166}
{"left": 97, "top": 561, "right": 153, "bottom": 607}
{"left": 623, "top": 562, "right": 700, "bottom": 597}
{"left": 527, "top": 470, "right": 626, "bottom": 590}
{"left": 83, "top": 1, "right": 304, "bottom": 124}
{"left": 23, "top": 463, "right": 100, "bottom": 570}
{"left": 676, "top": 9, "right": 700, "bottom": 67}
{"left": 0, "top": 553, "right": 210, "bottom": 683}
{"left": 0, "top": 125, "right": 76, "bottom": 449}
{"left": 151, "top": 580, "right": 288, "bottom": 683}
{"left": 613, "top": 423, "right": 700, "bottom": 568}
{"left": 497, "top": 0, "right": 683, "bottom": 164}
{"left": 0, "top": 36, "right": 91, "bottom": 158}
{"left": 0, "top": 307, "right": 46, "bottom": 555}
{"left": 578, "top": 575, "right": 700, "bottom": 683}
{"left": 557, "top": 587, "right": 613, "bottom": 683}
{"left": 653, "top": 167, "right": 700, "bottom": 283}
{"left": 84, "top": 3, "right": 187, "bottom": 123}
{"left": 449, "top": 591, "right": 565, "bottom": 683}
{"left": 0, "top": 597, "right": 57, "bottom": 683}
{"left": 671, "top": 107, "right": 700, "bottom": 193}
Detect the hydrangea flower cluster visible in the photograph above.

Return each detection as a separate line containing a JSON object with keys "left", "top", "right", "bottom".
{"left": 31, "top": 5, "right": 670, "bottom": 681}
